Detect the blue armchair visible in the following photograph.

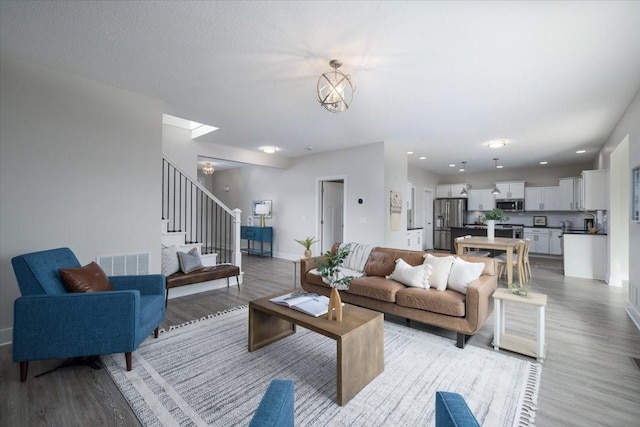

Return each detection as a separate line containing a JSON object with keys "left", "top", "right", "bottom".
{"left": 250, "top": 380, "right": 295, "bottom": 427}
{"left": 11, "top": 247, "right": 166, "bottom": 382}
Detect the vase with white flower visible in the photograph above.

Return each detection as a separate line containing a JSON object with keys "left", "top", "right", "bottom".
{"left": 481, "top": 208, "right": 510, "bottom": 240}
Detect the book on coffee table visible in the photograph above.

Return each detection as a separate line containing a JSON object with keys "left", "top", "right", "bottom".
{"left": 269, "top": 291, "right": 332, "bottom": 317}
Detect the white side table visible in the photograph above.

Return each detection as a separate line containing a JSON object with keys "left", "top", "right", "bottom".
{"left": 492, "top": 288, "right": 547, "bottom": 362}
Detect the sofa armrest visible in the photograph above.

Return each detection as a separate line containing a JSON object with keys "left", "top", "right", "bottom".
{"left": 463, "top": 273, "right": 498, "bottom": 333}
{"left": 249, "top": 380, "right": 295, "bottom": 427}
{"left": 110, "top": 274, "right": 165, "bottom": 296}
{"left": 13, "top": 292, "right": 140, "bottom": 361}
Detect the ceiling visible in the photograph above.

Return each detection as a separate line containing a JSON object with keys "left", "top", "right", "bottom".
{"left": 2, "top": 1, "right": 640, "bottom": 175}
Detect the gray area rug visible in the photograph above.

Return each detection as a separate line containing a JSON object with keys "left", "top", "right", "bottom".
{"left": 103, "top": 306, "right": 541, "bottom": 426}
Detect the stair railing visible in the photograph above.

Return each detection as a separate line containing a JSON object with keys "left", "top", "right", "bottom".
{"left": 162, "top": 156, "right": 241, "bottom": 269}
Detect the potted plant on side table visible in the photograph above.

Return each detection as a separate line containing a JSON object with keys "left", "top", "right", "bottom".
{"left": 314, "top": 243, "right": 353, "bottom": 321}
{"left": 294, "top": 236, "right": 319, "bottom": 258}
{"left": 481, "top": 208, "right": 510, "bottom": 240}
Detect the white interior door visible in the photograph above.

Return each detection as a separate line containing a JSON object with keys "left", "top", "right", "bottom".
{"left": 423, "top": 189, "right": 433, "bottom": 250}
{"left": 321, "top": 181, "right": 344, "bottom": 253}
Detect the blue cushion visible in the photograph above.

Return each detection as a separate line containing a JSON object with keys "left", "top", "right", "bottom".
{"left": 435, "top": 391, "right": 480, "bottom": 427}
{"left": 249, "top": 380, "right": 294, "bottom": 427}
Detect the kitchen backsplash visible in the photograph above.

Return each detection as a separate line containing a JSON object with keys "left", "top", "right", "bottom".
{"left": 466, "top": 210, "right": 607, "bottom": 232}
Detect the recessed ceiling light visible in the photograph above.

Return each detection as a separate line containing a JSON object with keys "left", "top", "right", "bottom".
{"left": 576, "top": 150, "right": 586, "bottom": 154}
{"left": 485, "top": 139, "right": 509, "bottom": 148}
{"left": 458, "top": 168, "right": 465, "bottom": 172}
{"left": 407, "top": 151, "right": 414, "bottom": 155}
{"left": 540, "top": 161, "right": 548, "bottom": 165}
{"left": 449, "top": 164, "right": 456, "bottom": 167}
{"left": 496, "top": 165, "right": 503, "bottom": 169}
{"left": 260, "top": 146, "right": 279, "bottom": 154}
{"left": 419, "top": 156, "right": 426, "bottom": 160}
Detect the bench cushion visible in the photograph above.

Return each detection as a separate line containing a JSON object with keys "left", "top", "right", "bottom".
{"left": 166, "top": 265, "right": 239, "bottom": 289}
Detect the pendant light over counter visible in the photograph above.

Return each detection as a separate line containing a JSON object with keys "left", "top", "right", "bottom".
{"left": 460, "top": 161, "right": 468, "bottom": 196}
{"left": 491, "top": 158, "right": 501, "bottom": 195}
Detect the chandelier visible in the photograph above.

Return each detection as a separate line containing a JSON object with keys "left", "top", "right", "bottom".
{"left": 317, "top": 59, "right": 355, "bottom": 113}
{"left": 202, "top": 163, "right": 214, "bottom": 175}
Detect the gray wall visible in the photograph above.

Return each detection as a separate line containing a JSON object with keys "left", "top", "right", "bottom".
{"left": 0, "top": 56, "right": 163, "bottom": 344}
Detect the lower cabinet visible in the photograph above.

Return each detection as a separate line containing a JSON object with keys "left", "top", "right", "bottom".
{"left": 524, "top": 228, "right": 550, "bottom": 254}
{"left": 407, "top": 229, "right": 423, "bottom": 250}
{"left": 549, "top": 229, "right": 562, "bottom": 255}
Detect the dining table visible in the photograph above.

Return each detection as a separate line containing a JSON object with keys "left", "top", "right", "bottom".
{"left": 455, "top": 236, "right": 522, "bottom": 285}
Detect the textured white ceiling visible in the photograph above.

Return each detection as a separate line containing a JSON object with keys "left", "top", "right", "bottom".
{"left": 2, "top": 1, "right": 640, "bottom": 175}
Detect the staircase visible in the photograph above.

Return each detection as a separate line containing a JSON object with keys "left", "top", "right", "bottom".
{"left": 162, "top": 156, "right": 242, "bottom": 298}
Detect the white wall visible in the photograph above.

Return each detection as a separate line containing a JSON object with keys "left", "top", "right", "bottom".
{"left": 207, "top": 143, "right": 386, "bottom": 258}
{"left": 0, "top": 56, "right": 163, "bottom": 345}
{"left": 384, "top": 142, "right": 409, "bottom": 249}
{"left": 598, "top": 87, "right": 640, "bottom": 329}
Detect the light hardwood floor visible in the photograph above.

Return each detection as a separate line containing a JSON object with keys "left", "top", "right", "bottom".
{"left": 1, "top": 254, "right": 639, "bottom": 426}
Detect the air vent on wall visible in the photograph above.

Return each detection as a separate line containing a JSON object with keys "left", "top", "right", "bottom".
{"left": 97, "top": 252, "right": 150, "bottom": 276}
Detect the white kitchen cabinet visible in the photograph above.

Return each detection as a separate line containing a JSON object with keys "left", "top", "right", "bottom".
{"left": 549, "top": 229, "right": 562, "bottom": 255}
{"left": 495, "top": 181, "right": 525, "bottom": 199}
{"left": 467, "top": 189, "right": 495, "bottom": 211}
{"left": 525, "top": 186, "right": 561, "bottom": 211}
{"left": 436, "top": 184, "right": 468, "bottom": 198}
{"left": 406, "top": 229, "right": 423, "bottom": 250}
{"left": 582, "top": 170, "right": 608, "bottom": 210}
{"left": 559, "top": 177, "right": 582, "bottom": 211}
{"left": 524, "top": 227, "right": 550, "bottom": 254}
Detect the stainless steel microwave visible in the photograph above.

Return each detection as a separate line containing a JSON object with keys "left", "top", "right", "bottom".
{"left": 496, "top": 199, "right": 524, "bottom": 212}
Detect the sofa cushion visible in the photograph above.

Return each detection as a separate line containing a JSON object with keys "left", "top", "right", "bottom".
{"left": 447, "top": 257, "right": 485, "bottom": 295}
{"left": 423, "top": 254, "right": 455, "bottom": 291}
{"left": 396, "top": 287, "right": 466, "bottom": 317}
{"left": 161, "top": 245, "right": 181, "bottom": 276}
{"left": 177, "top": 247, "right": 203, "bottom": 274}
{"left": 347, "top": 276, "right": 406, "bottom": 303}
{"left": 387, "top": 258, "right": 430, "bottom": 288}
{"left": 305, "top": 270, "right": 331, "bottom": 288}
{"left": 364, "top": 248, "right": 425, "bottom": 277}
{"left": 59, "top": 262, "right": 114, "bottom": 293}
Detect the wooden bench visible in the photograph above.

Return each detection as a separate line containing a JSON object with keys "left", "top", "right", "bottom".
{"left": 165, "top": 264, "right": 240, "bottom": 305}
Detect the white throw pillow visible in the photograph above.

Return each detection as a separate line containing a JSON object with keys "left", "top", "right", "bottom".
{"left": 423, "top": 254, "right": 454, "bottom": 291}
{"left": 387, "top": 258, "right": 428, "bottom": 288}
{"left": 161, "top": 245, "right": 181, "bottom": 276}
{"left": 447, "top": 257, "right": 485, "bottom": 294}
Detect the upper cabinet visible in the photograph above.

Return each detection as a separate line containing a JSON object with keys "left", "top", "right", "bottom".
{"left": 525, "top": 186, "right": 561, "bottom": 211}
{"left": 494, "top": 181, "right": 525, "bottom": 200}
{"left": 582, "top": 170, "right": 608, "bottom": 211}
{"left": 559, "top": 177, "right": 583, "bottom": 211}
{"left": 436, "top": 184, "right": 468, "bottom": 198}
{"left": 468, "top": 189, "right": 495, "bottom": 211}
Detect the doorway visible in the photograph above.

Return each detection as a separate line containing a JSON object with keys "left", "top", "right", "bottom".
{"left": 318, "top": 178, "right": 345, "bottom": 253}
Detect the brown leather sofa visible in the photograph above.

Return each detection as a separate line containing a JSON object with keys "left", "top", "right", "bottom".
{"left": 300, "top": 246, "right": 497, "bottom": 348}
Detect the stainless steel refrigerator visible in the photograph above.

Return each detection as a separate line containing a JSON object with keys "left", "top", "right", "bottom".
{"left": 434, "top": 198, "right": 467, "bottom": 251}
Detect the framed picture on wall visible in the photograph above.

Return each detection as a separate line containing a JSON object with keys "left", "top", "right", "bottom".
{"left": 533, "top": 215, "right": 547, "bottom": 227}
{"left": 632, "top": 165, "right": 640, "bottom": 222}
{"left": 252, "top": 200, "right": 272, "bottom": 218}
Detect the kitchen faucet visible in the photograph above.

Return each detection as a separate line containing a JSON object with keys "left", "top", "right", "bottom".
{"left": 586, "top": 212, "right": 597, "bottom": 228}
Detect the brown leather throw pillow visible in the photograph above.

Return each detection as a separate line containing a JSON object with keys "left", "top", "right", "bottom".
{"left": 59, "top": 261, "right": 114, "bottom": 293}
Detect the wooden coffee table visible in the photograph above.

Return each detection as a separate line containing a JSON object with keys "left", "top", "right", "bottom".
{"left": 248, "top": 291, "right": 384, "bottom": 406}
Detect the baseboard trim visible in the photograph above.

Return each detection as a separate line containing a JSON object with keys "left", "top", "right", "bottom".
{"left": 627, "top": 303, "right": 640, "bottom": 332}
{"left": 0, "top": 327, "right": 12, "bottom": 346}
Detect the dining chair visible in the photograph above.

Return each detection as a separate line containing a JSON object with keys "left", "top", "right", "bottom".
{"left": 495, "top": 240, "right": 527, "bottom": 285}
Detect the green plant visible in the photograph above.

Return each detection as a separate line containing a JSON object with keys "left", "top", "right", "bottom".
{"left": 481, "top": 208, "right": 510, "bottom": 223}
{"left": 294, "top": 236, "right": 318, "bottom": 250}
{"left": 314, "top": 243, "right": 353, "bottom": 289}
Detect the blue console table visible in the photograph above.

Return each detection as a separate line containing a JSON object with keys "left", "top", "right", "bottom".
{"left": 241, "top": 226, "right": 273, "bottom": 257}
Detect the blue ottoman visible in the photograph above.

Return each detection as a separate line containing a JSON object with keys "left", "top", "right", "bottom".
{"left": 435, "top": 391, "right": 480, "bottom": 427}
{"left": 249, "top": 380, "right": 295, "bottom": 427}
